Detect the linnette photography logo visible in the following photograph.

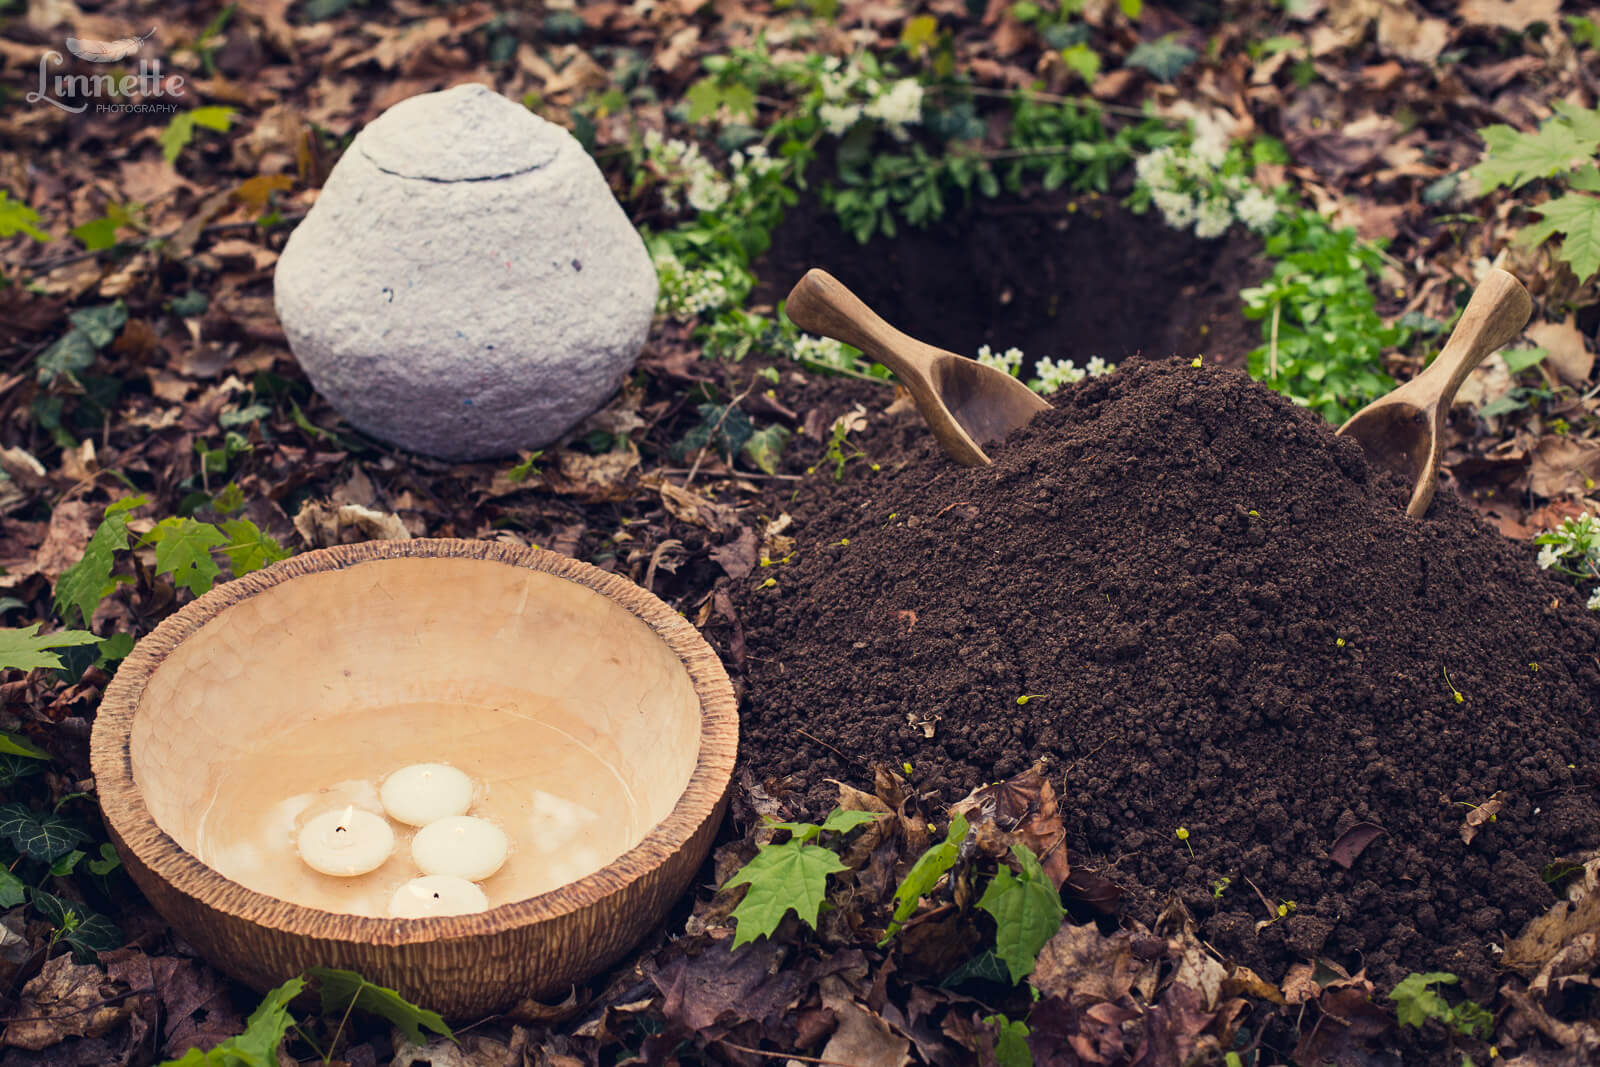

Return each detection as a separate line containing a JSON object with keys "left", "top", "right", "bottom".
{"left": 27, "top": 25, "right": 185, "bottom": 115}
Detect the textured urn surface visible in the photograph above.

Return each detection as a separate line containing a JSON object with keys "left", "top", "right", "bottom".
{"left": 274, "top": 84, "right": 658, "bottom": 461}
{"left": 91, "top": 540, "right": 737, "bottom": 1018}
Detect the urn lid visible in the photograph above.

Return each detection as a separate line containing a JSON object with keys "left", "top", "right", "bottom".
{"left": 359, "top": 84, "right": 563, "bottom": 182}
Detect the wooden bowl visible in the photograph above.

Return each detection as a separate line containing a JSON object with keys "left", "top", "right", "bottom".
{"left": 91, "top": 539, "right": 737, "bottom": 1018}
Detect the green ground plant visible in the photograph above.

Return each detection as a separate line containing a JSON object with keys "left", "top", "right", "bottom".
{"left": 1388, "top": 971, "right": 1493, "bottom": 1040}
{"left": 723, "top": 807, "right": 880, "bottom": 946}
{"left": 160, "top": 967, "right": 452, "bottom": 1066}
{"left": 1240, "top": 210, "right": 1409, "bottom": 421}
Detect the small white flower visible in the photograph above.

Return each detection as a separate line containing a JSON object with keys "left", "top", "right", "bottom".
{"left": 1152, "top": 189, "right": 1197, "bottom": 229}
{"left": 1085, "top": 356, "right": 1116, "bottom": 377}
{"left": 1235, "top": 186, "right": 1280, "bottom": 233}
{"left": 1195, "top": 197, "right": 1234, "bottom": 239}
{"left": 865, "top": 78, "right": 923, "bottom": 127}
{"left": 818, "top": 102, "right": 863, "bottom": 136}
{"left": 1587, "top": 587, "right": 1600, "bottom": 611}
{"left": 1191, "top": 111, "right": 1232, "bottom": 169}
{"left": 1031, "top": 357, "right": 1087, "bottom": 394}
{"left": 1135, "top": 147, "right": 1178, "bottom": 190}
{"left": 1537, "top": 544, "right": 1560, "bottom": 570}
{"left": 976, "top": 344, "right": 1024, "bottom": 377}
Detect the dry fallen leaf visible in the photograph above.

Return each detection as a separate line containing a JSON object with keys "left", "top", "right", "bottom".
{"left": 1460, "top": 790, "right": 1505, "bottom": 844}
{"left": 1526, "top": 315, "right": 1594, "bottom": 386}
{"left": 3, "top": 954, "right": 129, "bottom": 1051}
{"left": 1458, "top": 0, "right": 1562, "bottom": 33}
{"left": 1529, "top": 437, "right": 1600, "bottom": 499}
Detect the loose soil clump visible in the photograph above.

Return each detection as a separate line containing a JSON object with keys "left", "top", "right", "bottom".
{"left": 736, "top": 360, "right": 1600, "bottom": 990}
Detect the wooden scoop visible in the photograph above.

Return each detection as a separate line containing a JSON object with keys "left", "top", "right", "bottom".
{"left": 786, "top": 268, "right": 1050, "bottom": 466}
{"left": 1337, "top": 268, "right": 1532, "bottom": 518}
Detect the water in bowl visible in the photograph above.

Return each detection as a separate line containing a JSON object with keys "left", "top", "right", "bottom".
{"left": 195, "top": 699, "right": 644, "bottom": 917}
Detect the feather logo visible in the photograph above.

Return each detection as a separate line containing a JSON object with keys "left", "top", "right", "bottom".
{"left": 64, "top": 25, "right": 157, "bottom": 64}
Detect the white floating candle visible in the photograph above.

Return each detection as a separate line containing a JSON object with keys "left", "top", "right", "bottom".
{"left": 297, "top": 806, "right": 394, "bottom": 877}
{"left": 387, "top": 875, "right": 489, "bottom": 918}
{"left": 379, "top": 763, "right": 474, "bottom": 827}
{"left": 411, "top": 815, "right": 509, "bottom": 881}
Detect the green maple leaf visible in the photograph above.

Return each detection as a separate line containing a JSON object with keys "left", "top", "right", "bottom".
{"left": 162, "top": 975, "right": 306, "bottom": 1067}
{"left": 882, "top": 811, "right": 969, "bottom": 943}
{"left": 0, "top": 624, "right": 102, "bottom": 673}
{"left": 1518, "top": 192, "right": 1600, "bottom": 283}
{"left": 725, "top": 838, "right": 849, "bottom": 948}
{"left": 147, "top": 517, "right": 229, "bottom": 596}
{"left": 986, "top": 1014, "right": 1034, "bottom": 1067}
{"left": 1472, "top": 108, "right": 1600, "bottom": 192}
{"left": 308, "top": 967, "right": 453, "bottom": 1046}
{"left": 977, "top": 844, "right": 1065, "bottom": 984}
{"left": 219, "top": 519, "right": 291, "bottom": 576}
{"left": 54, "top": 495, "right": 147, "bottom": 627}
{"left": 0, "top": 802, "right": 91, "bottom": 861}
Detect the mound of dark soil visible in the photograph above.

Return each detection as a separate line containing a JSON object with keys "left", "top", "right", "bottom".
{"left": 735, "top": 360, "right": 1600, "bottom": 990}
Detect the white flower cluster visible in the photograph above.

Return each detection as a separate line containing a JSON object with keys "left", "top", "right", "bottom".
{"left": 1134, "top": 112, "right": 1281, "bottom": 239}
{"left": 645, "top": 131, "right": 788, "bottom": 217}
{"left": 643, "top": 129, "right": 732, "bottom": 215}
{"left": 1534, "top": 511, "right": 1600, "bottom": 611}
{"left": 792, "top": 333, "right": 859, "bottom": 371}
{"left": 653, "top": 248, "right": 735, "bottom": 321}
{"left": 976, "top": 345, "right": 1115, "bottom": 394}
{"left": 1032, "top": 355, "right": 1116, "bottom": 394}
{"left": 976, "top": 344, "right": 1024, "bottom": 377}
{"left": 815, "top": 56, "right": 923, "bottom": 138}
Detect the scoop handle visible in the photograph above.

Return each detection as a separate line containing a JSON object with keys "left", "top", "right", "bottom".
{"left": 1415, "top": 269, "right": 1532, "bottom": 410}
{"left": 784, "top": 269, "right": 936, "bottom": 390}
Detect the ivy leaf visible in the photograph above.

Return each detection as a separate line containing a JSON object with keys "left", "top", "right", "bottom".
{"left": 1517, "top": 192, "right": 1600, "bottom": 283}
{"left": 0, "top": 868, "right": 26, "bottom": 908}
{"left": 146, "top": 517, "right": 229, "bottom": 596}
{"left": 88, "top": 842, "right": 122, "bottom": 876}
{"left": 54, "top": 496, "right": 147, "bottom": 627}
{"left": 725, "top": 839, "right": 849, "bottom": 948}
{"left": 36, "top": 331, "right": 98, "bottom": 384}
{"left": 307, "top": 967, "right": 453, "bottom": 1046}
{"left": 883, "top": 811, "right": 969, "bottom": 943}
{"left": 977, "top": 844, "right": 1066, "bottom": 983}
{"left": 1124, "top": 35, "right": 1195, "bottom": 82}
{"left": 31, "top": 890, "right": 122, "bottom": 958}
{"left": 0, "top": 624, "right": 102, "bottom": 673}
{"left": 0, "top": 803, "right": 92, "bottom": 861}
{"left": 0, "top": 753, "right": 46, "bottom": 786}
{"left": 942, "top": 948, "right": 1011, "bottom": 987}
{"left": 0, "top": 190, "right": 48, "bottom": 241}
{"left": 219, "top": 519, "right": 291, "bottom": 576}
{"left": 162, "top": 975, "right": 305, "bottom": 1067}
{"left": 69, "top": 301, "right": 129, "bottom": 348}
